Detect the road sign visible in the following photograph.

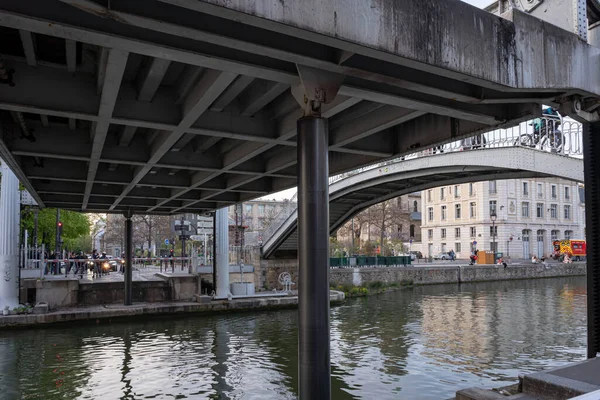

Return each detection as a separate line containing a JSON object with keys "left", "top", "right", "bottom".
{"left": 165, "top": 239, "right": 169, "bottom": 245}
{"left": 473, "top": 241, "right": 477, "bottom": 245}
{"left": 190, "top": 235, "right": 205, "bottom": 241}
{"left": 409, "top": 239, "right": 413, "bottom": 244}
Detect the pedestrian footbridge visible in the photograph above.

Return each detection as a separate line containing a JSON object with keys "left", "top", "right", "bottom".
{"left": 261, "top": 122, "right": 584, "bottom": 258}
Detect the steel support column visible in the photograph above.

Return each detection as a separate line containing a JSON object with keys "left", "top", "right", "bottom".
{"left": 0, "top": 159, "right": 20, "bottom": 310}
{"left": 584, "top": 122, "right": 600, "bottom": 358}
{"left": 124, "top": 215, "right": 133, "bottom": 306}
{"left": 297, "top": 116, "right": 330, "bottom": 399}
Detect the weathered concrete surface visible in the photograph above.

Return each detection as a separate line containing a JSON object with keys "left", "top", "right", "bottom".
{"left": 195, "top": 0, "right": 600, "bottom": 94}
{"left": 522, "top": 358, "right": 600, "bottom": 400}
{"left": 35, "top": 279, "right": 79, "bottom": 309}
{"left": 0, "top": 291, "right": 345, "bottom": 329}
{"left": 155, "top": 273, "right": 200, "bottom": 301}
{"left": 77, "top": 280, "right": 169, "bottom": 306}
{"left": 457, "top": 358, "right": 600, "bottom": 400}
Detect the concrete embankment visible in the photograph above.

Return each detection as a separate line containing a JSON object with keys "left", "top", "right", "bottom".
{"left": 0, "top": 291, "right": 345, "bottom": 329}
{"left": 329, "top": 262, "right": 586, "bottom": 287}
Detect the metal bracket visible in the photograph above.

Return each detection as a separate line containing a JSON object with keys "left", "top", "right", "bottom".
{"left": 293, "top": 64, "right": 345, "bottom": 117}
{"left": 559, "top": 96, "right": 600, "bottom": 122}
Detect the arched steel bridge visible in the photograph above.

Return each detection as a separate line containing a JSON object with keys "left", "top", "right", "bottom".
{"left": 261, "top": 123, "right": 584, "bottom": 258}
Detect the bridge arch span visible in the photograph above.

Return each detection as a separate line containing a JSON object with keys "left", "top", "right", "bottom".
{"left": 261, "top": 147, "right": 583, "bottom": 258}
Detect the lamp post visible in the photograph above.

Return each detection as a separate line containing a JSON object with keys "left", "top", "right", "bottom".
{"left": 490, "top": 210, "right": 497, "bottom": 262}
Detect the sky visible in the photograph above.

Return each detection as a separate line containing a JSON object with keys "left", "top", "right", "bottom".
{"left": 260, "top": 0, "right": 493, "bottom": 202}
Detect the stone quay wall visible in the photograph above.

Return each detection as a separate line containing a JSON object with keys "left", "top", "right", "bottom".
{"left": 256, "top": 260, "right": 586, "bottom": 291}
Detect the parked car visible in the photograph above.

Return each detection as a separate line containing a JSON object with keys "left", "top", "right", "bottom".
{"left": 409, "top": 251, "right": 423, "bottom": 259}
{"left": 433, "top": 252, "right": 451, "bottom": 260}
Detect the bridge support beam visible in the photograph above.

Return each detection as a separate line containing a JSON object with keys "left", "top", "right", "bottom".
{"left": 584, "top": 122, "right": 600, "bottom": 358}
{"left": 215, "top": 206, "right": 230, "bottom": 299}
{"left": 297, "top": 116, "right": 330, "bottom": 399}
{"left": 124, "top": 213, "right": 133, "bottom": 305}
{"left": 0, "top": 159, "right": 20, "bottom": 310}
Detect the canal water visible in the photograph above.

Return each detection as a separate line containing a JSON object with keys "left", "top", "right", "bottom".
{"left": 0, "top": 277, "right": 587, "bottom": 399}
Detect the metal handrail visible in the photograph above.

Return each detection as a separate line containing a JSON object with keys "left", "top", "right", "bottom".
{"left": 261, "top": 116, "right": 583, "bottom": 246}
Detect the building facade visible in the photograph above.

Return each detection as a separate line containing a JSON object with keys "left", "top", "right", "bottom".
{"left": 421, "top": 178, "right": 585, "bottom": 259}
{"left": 228, "top": 199, "right": 288, "bottom": 232}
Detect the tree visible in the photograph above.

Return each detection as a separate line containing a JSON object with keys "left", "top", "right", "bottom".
{"left": 135, "top": 215, "right": 172, "bottom": 255}
{"left": 21, "top": 208, "right": 90, "bottom": 252}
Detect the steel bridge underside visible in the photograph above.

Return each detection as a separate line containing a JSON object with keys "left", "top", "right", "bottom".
{"left": 262, "top": 148, "right": 584, "bottom": 258}
{"left": 0, "top": 0, "right": 599, "bottom": 215}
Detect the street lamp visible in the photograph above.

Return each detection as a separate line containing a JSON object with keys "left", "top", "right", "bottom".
{"left": 490, "top": 210, "right": 497, "bottom": 261}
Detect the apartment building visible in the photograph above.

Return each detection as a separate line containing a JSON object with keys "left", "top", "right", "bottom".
{"left": 421, "top": 178, "right": 585, "bottom": 259}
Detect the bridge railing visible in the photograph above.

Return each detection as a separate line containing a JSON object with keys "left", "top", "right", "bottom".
{"left": 262, "top": 116, "right": 583, "bottom": 246}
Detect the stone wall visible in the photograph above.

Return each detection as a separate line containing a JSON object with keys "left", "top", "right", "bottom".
{"left": 329, "top": 263, "right": 586, "bottom": 287}
{"left": 254, "top": 259, "right": 586, "bottom": 291}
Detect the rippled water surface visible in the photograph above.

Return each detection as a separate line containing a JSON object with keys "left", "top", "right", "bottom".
{"left": 0, "top": 277, "right": 587, "bottom": 399}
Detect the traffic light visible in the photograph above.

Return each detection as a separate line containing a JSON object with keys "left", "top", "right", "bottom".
{"left": 57, "top": 221, "right": 63, "bottom": 235}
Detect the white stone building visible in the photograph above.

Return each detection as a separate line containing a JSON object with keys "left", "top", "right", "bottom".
{"left": 421, "top": 178, "right": 585, "bottom": 259}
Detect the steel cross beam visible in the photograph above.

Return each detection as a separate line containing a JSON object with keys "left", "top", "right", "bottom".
{"left": 109, "top": 69, "right": 238, "bottom": 210}
{"left": 83, "top": 49, "right": 129, "bottom": 209}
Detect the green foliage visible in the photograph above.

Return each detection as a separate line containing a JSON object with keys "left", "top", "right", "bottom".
{"left": 21, "top": 208, "right": 90, "bottom": 252}
{"left": 349, "top": 287, "right": 368, "bottom": 296}
{"left": 331, "top": 279, "right": 413, "bottom": 297}
{"left": 67, "top": 234, "right": 93, "bottom": 253}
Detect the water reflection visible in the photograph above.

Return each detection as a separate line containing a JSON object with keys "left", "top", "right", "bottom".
{"left": 0, "top": 277, "right": 586, "bottom": 399}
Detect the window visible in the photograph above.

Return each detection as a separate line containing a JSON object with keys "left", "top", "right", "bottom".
{"left": 455, "top": 227, "right": 461, "bottom": 238}
{"left": 489, "top": 200, "right": 497, "bottom": 215}
{"left": 258, "top": 204, "right": 265, "bottom": 215}
{"left": 428, "top": 207, "right": 434, "bottom": 221}
{"left": 428, "top": 229, "right": 433, "bottom": 240}
{"left": 551, "top": 230, "right": 559, "bottom": 241}
{"left": 441, "top": 205, "right": 447, "bottom": 220}
{"left": 550, "top": 204, "right": 558, "bottom": 219}
{"left": 536, "top": 203, "right": 544, "bottom": 218}
{"left": 470, "top": 227, "right": 477, "bottom": 238}
{"left": 244, "top": 204, "right": 253, "bottom": 213}
{"left": 413, "top": 201, "right": 418, "bottom": 212}
{"left": 410, "top": 225, "right": 415, "bottom": 238}
{"left": 522, "top": 202, "right": 530, "bottom": 217}
{"left": 551, "top": 185, "right": 557, "bottom": 199}
{"left": 564, "top": 205, "right": 571, "bottom": 220}
{"left": 455, "top": 204, "right": 462, "bottom": 219}
{"left": 454, "top": 185, "right": 461, "bottom": 197}
{"left": 455, "top": 243, "right": 462, "bottom": 253}
{"left": 537, "top": 230, "right": 545, "bottom": 242}
{"left": 489, "top": 180, "right": 497, "bottom": 194}
{"left": 537, "top": 183, "right": 543, "bottom": 198}
{"left": 441, "top": 228, "right": 447, "bottom": 239}
{"left": 565, "top": 230, "right": 572, "bottom": 240}
{"left": 427, "top": 190, "right": 432, "bottom": 202}
{"left": 469, "top": 183, "right": 474, "bottom": 196}
{"left": 565, "top": 186, "right": 570, "bottom": 200}
{"left": 490, "top": 226, "right": 498, "bottom": 237}
{"left": 523, "top": 182, "right": 529, "bottom": 196}
{"left": 440, "top": 188, "right": 445, "bottom": 200}
{"left": 470, "top": 202, "right": 476, "bottom": 218}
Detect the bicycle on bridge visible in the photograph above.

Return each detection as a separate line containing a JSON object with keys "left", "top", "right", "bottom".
{"left": 514, "top": 107, "right": 564, "bottom": 152}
